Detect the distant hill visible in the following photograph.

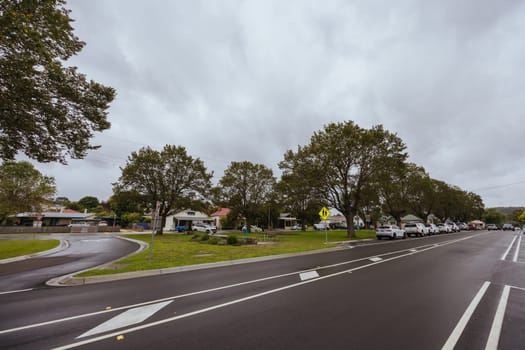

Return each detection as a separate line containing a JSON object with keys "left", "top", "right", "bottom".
{"left": 490, "top": 207, "right": 525, "bottom": 215}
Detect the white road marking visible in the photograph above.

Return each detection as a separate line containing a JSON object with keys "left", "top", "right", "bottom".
{"left": 78, "top": 301, "right": 172, "bottom": 338}
{"left": 53, "top": 236, "right": 477, "bottom": 350}
{"left": 1, "top": 235, "right": 476, "bottom": 337}
{"left": 501, "top": 235, "right": 517, "bottom": 261}
{"left": 299, "top": 271, "right": 319, "bottom": 281}
{"left": 369, "top": 257, "right": 382, "bottom": 262}
{"left": 513, "top": 235, "right": 522, "bottom": 263}
{"left": 441, "top": 281, "right": 491, "bottom": 350}
{"left": 0, "top": 288, "right": 34, "bottom": 295}
{"left": 485, "top": 285, "right": 510, "bottom": 350}
{"left": 409, "top": 249, "right": 417, "bottom": 253}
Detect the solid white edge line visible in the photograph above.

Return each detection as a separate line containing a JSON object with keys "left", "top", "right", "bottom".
{"left": 501, "top": 235, "right": 517, "bottom": 261}
{"left": 1, "top": 234, "right": 476, "bottom": 337}
{"left": 485, "top": 285, "right": 510, "bottom": 350}
{"left": 52, "top": 239, "right": 477, "bottom": 350}
{"left": 513, "top": 235, "right": 522, "bottom": 263}
{"left": 441, "top": 281, "right": 491, "bottom": 350}
{"left": 0, "top": 288, "right": 34, "bottom": 296}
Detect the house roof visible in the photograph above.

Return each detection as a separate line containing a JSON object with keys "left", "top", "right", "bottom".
{"left": 211, "top": 208, "right": 231, "bottom": 217}
{"left": 16, "top": 212, "right": 94, "bottom": 219}
{"left": 401, "top": 214, "right": 423, "bottom": 222}
{"left": 170, "top": 210, "right": 211, "bottom": 221}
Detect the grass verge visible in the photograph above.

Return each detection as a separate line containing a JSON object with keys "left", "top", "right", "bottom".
{"left": 78, "top": 229, "right": 375, "bottom": 277}
{"left": 0, "top": 239, "right": 60, "bottom": 260}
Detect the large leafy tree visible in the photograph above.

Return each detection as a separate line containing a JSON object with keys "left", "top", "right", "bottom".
{"left": 109, "top": 189, "right": 145, "bottom": 218}
{"left": 0, "top": 0, "right": 116, "bottom": 163}
{"left": 0, "top": 160, "right": 56, "bottom": 222}
{"left": 217, "top": 161, "right": 276, "bottom": 226}
{"left": 277, "top": 148, "right": 325, "bottom": 226}
{"left": 283, "top": 121, "right": 407, "bottom": 238}
{"left": 115, "top": 145, "right": 213, "bottom": 233}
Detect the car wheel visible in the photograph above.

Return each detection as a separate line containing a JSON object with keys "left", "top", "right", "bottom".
{"left": 377, "top": 236, "right": 381, "bottom": 240}
{"left": 392, "top": 233, "right": 396, "bottom": 240}
{"left": 402, "top": 233, "right": 406, "bottom": 239}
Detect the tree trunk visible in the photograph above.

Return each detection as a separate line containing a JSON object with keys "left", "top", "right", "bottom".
{"left": 346, "top": 213, "right": 356, "bottom": 238}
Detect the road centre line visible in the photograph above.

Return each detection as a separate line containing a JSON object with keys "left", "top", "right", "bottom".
{"left": 441, "top": 281, "right": 491, "bottom": 350}
{"left": 485, "top": 285, "right": 510, "bottom": 350}
{"left": 0, "top": 235, "right": 475, "bottom": 336}
{"left": 53, "top": 236, "right": 476, "bottom": 350}
{"left": 513, "top": 235, "right": 522, "bottom": 263}
{"left": 501, "top": 235, "right": 518, "bottom": 261}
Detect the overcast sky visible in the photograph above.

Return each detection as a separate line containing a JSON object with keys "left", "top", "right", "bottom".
{"left": 30, "top": 0, "right": 525, "bottom": 208}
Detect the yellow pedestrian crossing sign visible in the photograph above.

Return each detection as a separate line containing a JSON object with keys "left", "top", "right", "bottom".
{"left": 319, "top": 207, "right": 331, "bottom": 220}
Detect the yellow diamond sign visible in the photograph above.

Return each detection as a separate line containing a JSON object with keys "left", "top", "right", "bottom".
{"left": 319, "top": 207, "right": 331, "bottom": 220}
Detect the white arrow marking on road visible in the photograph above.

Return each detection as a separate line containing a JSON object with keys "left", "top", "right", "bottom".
{"left": 369, "top": 257, "right": 382, "bottom": 262}
{"left": 299, "top": 271, "right": 319, "bottom": 281}
{"left": 78, "top": 301, "right": 172, "bottom": 338}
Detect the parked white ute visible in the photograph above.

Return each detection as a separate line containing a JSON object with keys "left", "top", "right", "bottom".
{"left": 376, "top": 225, "right": 406, "bottom": 240}
{"left": 404, "top": 223, "right": 429, "bottom": 237}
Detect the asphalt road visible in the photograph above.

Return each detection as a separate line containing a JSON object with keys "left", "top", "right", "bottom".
{"left": 1, "top": 230, "right": 524, "bottom": 349}
{"left": 0, "top": 234, "right": 139, "bottom": 293}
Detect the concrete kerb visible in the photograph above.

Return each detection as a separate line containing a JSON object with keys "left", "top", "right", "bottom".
{"left": 46, "top": 235, "right": 149, "bottom": 287}
{"left": 47, "top": 238, "right": 376, "bottom": 286}
{"left": 0, "top": 239, "right": 69, "bottom": 264}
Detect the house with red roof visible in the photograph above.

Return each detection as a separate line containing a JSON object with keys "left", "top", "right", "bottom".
{"left": 210, "top": 207, "right": 232, "bottom": 229}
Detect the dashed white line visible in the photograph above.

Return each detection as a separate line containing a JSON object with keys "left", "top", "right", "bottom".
{"left": 501, "top": 235, "right": 517, "bottom": 261}
{"left": 369, "top": 257, "right": 382, "bottom": 262}
{"left": 485, "top": 285, "right": 510, "bottom": 350}
{"left": 0, "top": 235, "right": 476, "bottom": 338}
{"left": 441, "top": 281, "right": 491, "bottom": 350}
{"left": 513, "top": 235, "right": 522, "bottom": 263}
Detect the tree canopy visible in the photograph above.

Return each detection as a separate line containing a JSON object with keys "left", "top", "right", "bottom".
{"left": 0, "top": 160, "right": 56, "bottom": 222}
{"left": 0, "top": 0, "right": 116, "bottom": 163}
{"left": 217, "top": 161, "right": 276, "bottom": 226}
{"left": 281, "top": 121, "right": 407, "bottom": 237}
{"left": 114, "top": 145, "right": 213, "bottom": 233}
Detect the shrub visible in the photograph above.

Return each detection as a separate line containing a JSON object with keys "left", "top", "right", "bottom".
{"left": 227, "top": 234, "right": 238, "bottom": 245}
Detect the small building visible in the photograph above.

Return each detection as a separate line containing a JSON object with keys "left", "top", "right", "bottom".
{"left": 210, "top": 207, "right": 232, "bottom": 229}
{"left": 15, "top": 211, "right": 95, "bottom": 227}
{"left": 163, "top": 209, "right": 214, "bottom": 232}
{"left": 401, "top": 214, "right": 424, "bottom": 224}
{"left": 279, "top": 213, "right": 297, "bottom": 229}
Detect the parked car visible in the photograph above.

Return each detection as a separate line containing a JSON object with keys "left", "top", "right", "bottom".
{"left": 331, "top": 223, "right": 348, "bottom": 229}
{"left": 175, "top": 225, "right": 187, "bottom": 232}
{"left": 437, "top": 223, "right": 451, "bottom": 233}
{"left": 192, "top": 223, "right": 217, "bottom": 234}
{"left": 425, "top": 223, "right": 439, "bottom": 235}
{"left": 458, "top": 222, "right": 469, "bottom": 231}
{"left": 486, "top": 223, "right": 499, "bottom": 231}
{"left": 447, "top": 222, "right": 459, "bottom": 232}
{"left": 404, "top": 223, "right": 428, "bottom": 237}
{"left": 502, "top": 224, "right": 514, "bottom": 231}
{"left": 314, "top": 223, "right": 329, "bottom": 230}
{"left": 290, "top": 224, "right": 303, "bottom": 230}
{"left": 250, "top": 225, "right": 263, "bottom": 232}
{"left": 376, "top": 225, "right": 406, "bottom": 240}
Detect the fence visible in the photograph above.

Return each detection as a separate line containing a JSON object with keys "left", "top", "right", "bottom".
{"left": 0, "top": 226, "right": 121, "bottom": 234}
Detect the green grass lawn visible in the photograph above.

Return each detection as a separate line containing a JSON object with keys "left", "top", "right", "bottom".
{"left": 0, "top": 239, "right": 60, "bottom": 260}
{"left": 79, "top": 229, "right": 375, "bottom": 277}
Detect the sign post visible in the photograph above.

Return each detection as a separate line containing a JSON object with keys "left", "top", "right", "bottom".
{"left": 318, "top": 207, "right": 331, "bottom": 243}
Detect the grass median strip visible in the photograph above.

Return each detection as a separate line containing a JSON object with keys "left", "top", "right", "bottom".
{"left": 0, "top": 239, "right": 60, "bottom": 260}
{"left": 78, "top": 230, "right": 375, "bottom": 277}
